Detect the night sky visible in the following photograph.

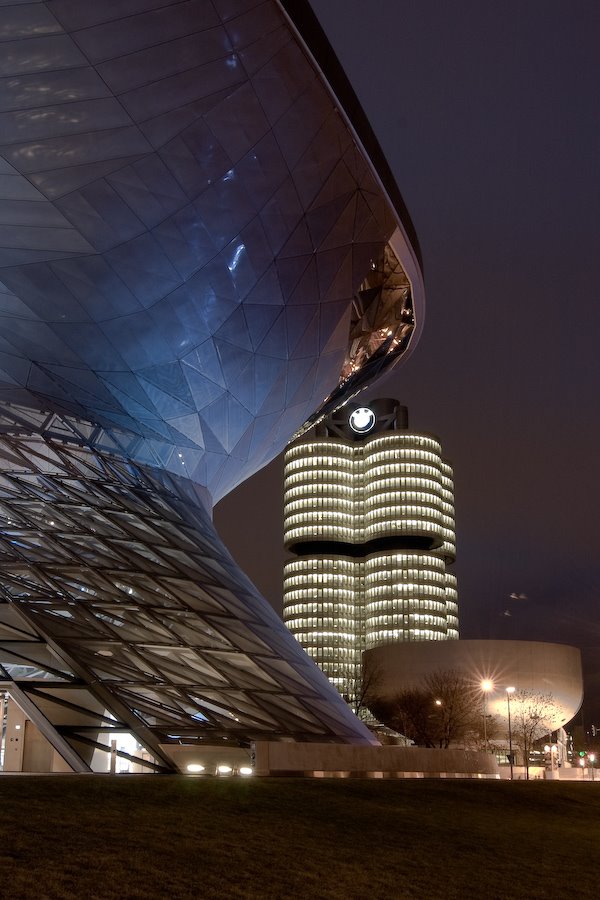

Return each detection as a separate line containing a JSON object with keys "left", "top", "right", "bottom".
{"left": 216, "top": 1, "right": 600, "bottom": 721}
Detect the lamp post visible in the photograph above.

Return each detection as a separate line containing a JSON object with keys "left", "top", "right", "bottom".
{"left": 589, "top": 753, "right": 596, "bottom": 781}
{"left": 481, "top": 679, "right": 493, "bottom": 752}
{"left": 432, "top": 698, "right": 443, "bottom": 747}
{"left": 506, "top": 686, "right": 515, "bottom": 780}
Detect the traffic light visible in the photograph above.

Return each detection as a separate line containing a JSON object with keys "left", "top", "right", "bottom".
{"left": 579, "top": 750, "right": 586, "bottom": 757}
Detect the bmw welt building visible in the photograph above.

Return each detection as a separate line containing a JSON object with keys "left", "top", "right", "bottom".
{"left": 0, "top": 1, "right": 425, "bottom": 772}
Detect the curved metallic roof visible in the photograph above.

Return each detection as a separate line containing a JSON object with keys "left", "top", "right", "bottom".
{"left": 280, "top": 0, "right": 422, "bottom": 271}
{"left": 0, "top": 0, "right": 423, "bottom": 502}
{"left": 0, "top": 1, "right": 424, "bottom": 762}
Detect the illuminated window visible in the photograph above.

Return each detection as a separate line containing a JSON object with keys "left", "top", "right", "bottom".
{"left": 283, "top": 419, "right": 458, "bottom": 699}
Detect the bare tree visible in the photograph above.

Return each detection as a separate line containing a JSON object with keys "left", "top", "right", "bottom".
{"left": 366, "top": 668, "right": 483, "bottom": 748}
{"left": 347, "top": 660, "right": 384, "bottom": 721}
{"left": 509, "top": 690, "right": 560, "bottom": 780}
{"left": 366, "top": 687, "right": 432, "bottom": 745}
{"left": 423, "top": 669, "right": 481, "bottom": 748}
{"left": 464, "top": 711, "right": 502, "bottom": 751}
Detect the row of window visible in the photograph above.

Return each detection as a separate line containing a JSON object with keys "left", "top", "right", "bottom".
{"left": 366, "top": 509, "right": 444, "bottom": 526}
{"left": 285, "top": 509, "right": 446, "bottom": 527}
{"left": 362, "top": 435, "right": 442, "bottom": 454}
{"left": 366, "top": 588, "right": 448, "bottom": 604}
{"left": 289, "top": 627, "right": 356, "bottom": 641}
{"left": 440, "top": 519, "right": 456, "bottom": 531}
{"left": 286, "top": 618, "right": 356, "bottom": 633}
{"left": 285, "top": 552, "right": 449, "bottom": 569}
{"left": 284, "top": 559, "right": 358, "bottom": 572}
{"left": 366, "top": 579, "right": 447, "bottom": 593}
{"left": 365, "top": 566, "right": 445, "bottom": 581}
{"left": 283, "top": 590, "right": 355, "bottom": 603}
{"left": 285, "top": 484, "right": 353, "bottom": 499}
{"left": 286, "top": 443, "right": 354, "bottom": 459}
{"left": 286, "top": 456, "right": 354, "bottom": 474}
{"left": 284, "top": 510, "right": 355, "bottom": 523}
{"left": 284, "top": 575, "right": 450, "bottom": 594}
{"left": 365, "top": 614, "right": 447, "bottom": 628}
{"left": 367, "top": 518, "right": 441, "bottom": 534}
{"left": 284, "top": 513, "right": 354, "bottom": 528}
{"left": 283, "top": 585, "right": 360, "bottom": 597}
{"left": 283, "top": 602, "right": 358, "bottom": 616}
{"left": 285, "top": 472, "right": 447, "bottom": 495}
{"left": 285, "top": 572, "right": 357, "bottom": 585}
{"left": 366, "top": 476, "right": 445, "bottom": 493}
{"left": 286, "top": 453, "right": 450, "bottom": 476}
{"left": 303, "top": 655, "right": 356, "bottom": 671}
{"left": 365, "top": 490, "right": 444, "bottom": 507}
{"left": 365, "top": 629, "right": 447, "bottom": 645}
{"left": 286, "top": 435, "right": 443, "bottom": 461}
{"left": 367, "top": 463, "right": 443, "bottom": 479}
{"left": 285, "top": 598, "right": 453, "bottom": 616}
{"left": 365, "top": 552, "right": 443, "bottom": 566}
{"left": 285, "top": 497, "right": 354, "bottom": 511}
{"left": 284, "top": 496, "right": 455, "bottom": 519}
{"left": 366, "top": 596, "right": 448, "bottom": 612}
{"left": 285, "top": 471, "right": 354, "bottom": 486}
{"left": 284, "top": 523, "right": 353, "bottom": 538}
{"left": 285, "top": 501, "right": 452, "bottom": 523}
{"left": 286, "top": 520, "right": 446, "bottom": 542}
{"left": 286, "top": 604, "right": 455, "bottom": 626}
{"left": 296, "top": 645, "right": 357, "bottom": 659}
{"left": 364, "top": 448, "right": 442, "bottom": 468}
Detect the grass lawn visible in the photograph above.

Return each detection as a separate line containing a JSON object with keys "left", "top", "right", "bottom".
{"left": 0, "top": 775, "right": 599, "bottom": 899}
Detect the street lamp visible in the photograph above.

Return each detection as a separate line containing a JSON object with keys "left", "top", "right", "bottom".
{"left": 589, "top": 753, "right": 596, "bottom": 781}
{"left": 481, "top": 679, "right": 493, "bottom": 752}
{"left": 506, "top": 686, "right": 515, "bottom": 780}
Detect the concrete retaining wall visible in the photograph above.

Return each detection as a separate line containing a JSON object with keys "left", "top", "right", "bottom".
{"left": 253, "top": 741, "right": 500, "bottom": 778}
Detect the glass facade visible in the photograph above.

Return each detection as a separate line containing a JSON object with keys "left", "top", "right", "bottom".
{"left": 283, "top": 401, "right": 459, "bottom": 704}
{"left": 0, "top": 407, "right": 377, "bottom": 772}
{"left": 0, "top": 0, "right": 424, "bottom": 771}
{"left": 0, "top": 1, "right": 427, "bottom": 769}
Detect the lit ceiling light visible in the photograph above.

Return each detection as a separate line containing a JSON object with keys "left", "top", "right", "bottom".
{"left": 186, "top": 763, "right": 205, "bottom": 773}
{"left": 217, "top": 764, "right": 233, "bottom": 775}
{"left": 239, "top": 766, "right": 253, "bottom": 776}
